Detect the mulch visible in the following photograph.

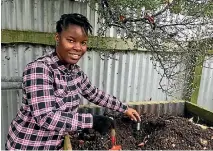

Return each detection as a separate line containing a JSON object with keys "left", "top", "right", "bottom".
{"left": 70, "top": 113, "right": 213, "bottom": 150}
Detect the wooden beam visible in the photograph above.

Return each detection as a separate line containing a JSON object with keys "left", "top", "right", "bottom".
{"left": 185, "top": 101, "right": 213, "bottom": 125}
{"left": 1, "top": 29, "right": 135, "bottom": 50}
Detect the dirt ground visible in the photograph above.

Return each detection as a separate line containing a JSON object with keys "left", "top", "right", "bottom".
{"left": 70, "top": 113, "right": 213, "bottom": 150}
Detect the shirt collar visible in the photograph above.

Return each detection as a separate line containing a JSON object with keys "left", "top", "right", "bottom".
{"left": 51, "top": 51, "right": 79, "bottom": 75}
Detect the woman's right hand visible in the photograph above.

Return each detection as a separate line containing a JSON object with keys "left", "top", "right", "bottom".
{"left": 124, "top": 107, "right": 141, "bottom": 122}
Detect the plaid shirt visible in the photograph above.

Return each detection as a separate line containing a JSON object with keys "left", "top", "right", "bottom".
{"left": 5, "top": 52, "right": 128, "bottom": 150}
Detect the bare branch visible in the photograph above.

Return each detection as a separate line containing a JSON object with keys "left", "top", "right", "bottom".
{"left": 88, "top": 0, "right": 213, "bottom": 97}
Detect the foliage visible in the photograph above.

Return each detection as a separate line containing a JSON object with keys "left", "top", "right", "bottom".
{"left": 88, "top": 0, "right": 213, "bottom": 98}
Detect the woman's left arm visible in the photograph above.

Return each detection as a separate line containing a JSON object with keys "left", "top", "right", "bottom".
{"left": 79, "top": 71, "right": 141, "bottom": 121}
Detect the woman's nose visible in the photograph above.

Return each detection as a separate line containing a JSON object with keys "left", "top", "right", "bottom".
{"left": 73, "top": 42, "right": 82, "bottom": 51}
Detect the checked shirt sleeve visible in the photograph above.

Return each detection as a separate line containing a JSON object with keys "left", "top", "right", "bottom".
{"left": 22, "top": 61, "right": 93, "bottom": 132}
{"left": 79, "top": 71, "right": 128, "bottom": 113}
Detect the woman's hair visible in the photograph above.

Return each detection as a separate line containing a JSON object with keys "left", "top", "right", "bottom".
{"left": 56, "top": 13, "right": 93, "bottom": 35}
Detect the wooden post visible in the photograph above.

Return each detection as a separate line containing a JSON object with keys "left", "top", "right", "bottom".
{"left": 190, "top": 55, "right": 205, "bottom": 104}
{"left": 182, "top": 42, "right": 205, "bottom": 104}
{"left": 63, "top": 134, "right": 72, "bottom": 150}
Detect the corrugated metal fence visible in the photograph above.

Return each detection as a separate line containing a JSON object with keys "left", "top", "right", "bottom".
{"left": 1, "top": 0, "right": 115, "bottom": 37}
{"left": 197, "top": 56, "right": 213, "bottom": 112}
{"left": 1, "top": 0, "right": 213, "bottom": 149}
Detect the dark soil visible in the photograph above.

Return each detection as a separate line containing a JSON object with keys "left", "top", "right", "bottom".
{"left": 70, "top": 114, "right": 213, "bottom": 150}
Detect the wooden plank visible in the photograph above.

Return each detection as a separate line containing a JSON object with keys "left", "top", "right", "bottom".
{"left": 185, "top": 101, "right": 213, "bottom": 124}
{"left": 79, "top": 100, "right": 185, "bottom": 107}
{"left": 79, "top": 100, "right": 186, "bottom": 117}
{"left": 1, "top": 29, "right": 55, "bottom": 46}
{"left": 1, "top": 29, "right": 135, "bottom": 50}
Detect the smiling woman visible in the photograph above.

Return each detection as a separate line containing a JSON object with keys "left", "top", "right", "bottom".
{"left": 5, "top": 13, "right": 141, "bottom": 150}
{"left": 56, "top": 24, "right": 88, "bottom": 64}
{"left": 55, "top": 14, "right": 92, "bottom": 65}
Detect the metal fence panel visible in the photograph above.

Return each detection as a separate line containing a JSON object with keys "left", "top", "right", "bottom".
{"left": 197, "top": 56, "right": 213, "bottom": 112}
{"left": 1, "top": 44, "right": 179, "bottom": 99}
{"left": 1, "top": 89, "right": 23, "bottom": 149}
{"left": 1, "top": 0, "right": 100, "bottom": 35}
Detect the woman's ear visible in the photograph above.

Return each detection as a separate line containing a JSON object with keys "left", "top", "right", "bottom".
{"left": 55, "top": 33, "right": 59, "bottom": 46}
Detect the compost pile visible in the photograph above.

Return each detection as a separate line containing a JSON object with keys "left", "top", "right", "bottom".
{"left": 70, "top": 114, "right": 213, "bottom": 150}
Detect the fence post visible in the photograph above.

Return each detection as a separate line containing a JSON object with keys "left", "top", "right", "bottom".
{"left": 182, "top": 42, "right": 205, "bottom": 104}
{"left": 190, "top": 55, "right": 205, "bottom": 104}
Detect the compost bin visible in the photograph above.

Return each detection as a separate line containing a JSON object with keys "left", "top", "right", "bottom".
{"left": 64, "top": 100, "right": 213, "bottom": 150}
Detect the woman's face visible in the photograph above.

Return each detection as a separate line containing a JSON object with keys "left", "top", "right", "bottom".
{"left": 55, "top": 24, "right": 88, "bottom": 65}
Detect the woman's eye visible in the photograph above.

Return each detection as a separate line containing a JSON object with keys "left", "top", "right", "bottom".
{"left": 81, "top": 42, "right": 87, "bottom": 46}
{"left": 68, "top": 39, "right": 74, "bottom": 43}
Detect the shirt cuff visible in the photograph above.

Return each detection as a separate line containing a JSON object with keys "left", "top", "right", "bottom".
{"left": 119, "top": 103, "right": 129, "bottom": 113}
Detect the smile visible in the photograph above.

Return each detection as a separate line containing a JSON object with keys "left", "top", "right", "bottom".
{"left": 68, "top": 53, "right": 81, "bottom": 59}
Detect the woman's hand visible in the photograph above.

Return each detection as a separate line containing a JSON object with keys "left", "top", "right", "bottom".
{"left": 124, "top": 108, "right": 141, "bottom": 122}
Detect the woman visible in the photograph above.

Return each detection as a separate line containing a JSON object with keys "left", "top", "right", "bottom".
{"left": 5, "top": 13, "right": 141, "bottom": 150}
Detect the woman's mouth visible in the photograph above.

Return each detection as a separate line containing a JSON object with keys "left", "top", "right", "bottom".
{"left": 69, "top": 53, "right": 81, "bottom": 60}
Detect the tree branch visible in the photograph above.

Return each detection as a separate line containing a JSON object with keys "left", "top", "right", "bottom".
{"left": 121, "top": 1, "right": 175, "bottom": 24}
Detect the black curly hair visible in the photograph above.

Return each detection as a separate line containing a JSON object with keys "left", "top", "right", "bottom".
{"left": 56, "top": 13, "right": 93, "bottom": 35}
